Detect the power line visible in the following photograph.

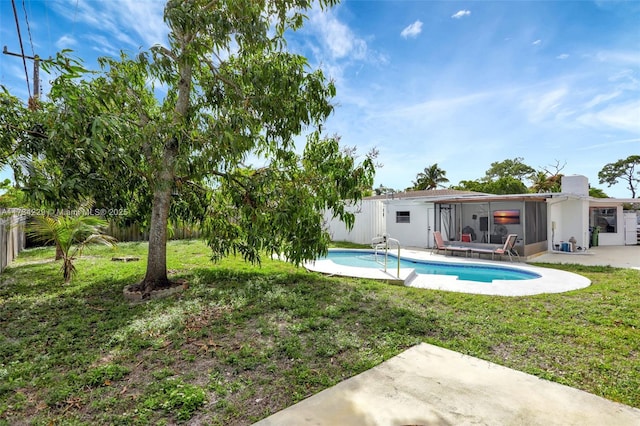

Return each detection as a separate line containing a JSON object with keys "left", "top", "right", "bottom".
{"left": 72, "top": 0, "right": 79, "bottom": 38}
{"left": 22, "top": 0, "right": 35, "bottom": 58}
{"left": 10, "top": 0, "right": 31, "bottom": 99}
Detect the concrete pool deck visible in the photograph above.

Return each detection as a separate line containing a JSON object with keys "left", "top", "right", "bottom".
{"left": 530, "top": 244, "right": 640, "bottom": 270}
{"left": 305, "top": 248, "right": 592, "bottom": 296}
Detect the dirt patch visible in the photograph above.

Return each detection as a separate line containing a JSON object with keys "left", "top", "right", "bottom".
{"left": 111, "top": 256, "right": 140, "bottom": 262}
{"left": 123, "top": 280, "right": 187, "bottom": 302}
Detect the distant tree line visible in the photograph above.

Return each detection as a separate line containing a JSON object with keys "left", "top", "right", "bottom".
{"left": 376, "top": 156, "right": 639, "bottom": 199}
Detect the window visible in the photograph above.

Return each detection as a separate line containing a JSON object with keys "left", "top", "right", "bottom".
{"left": 396, "top": 211, "right": 410, "bottom": 223}
{"left": 590, "top": 207, "right": 616, "bottom": 233}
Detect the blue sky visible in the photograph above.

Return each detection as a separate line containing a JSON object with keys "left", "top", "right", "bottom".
{"left": 1, "top": 0, "right": 639, "bottom": 197}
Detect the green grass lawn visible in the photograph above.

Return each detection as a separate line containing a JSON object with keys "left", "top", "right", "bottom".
{"left": 1, "top": 240, "right": 638, "bottom": 425}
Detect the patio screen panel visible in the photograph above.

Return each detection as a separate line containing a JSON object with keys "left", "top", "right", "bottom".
{"left": 525, "top": 202, "right": 547, "bottom": 244}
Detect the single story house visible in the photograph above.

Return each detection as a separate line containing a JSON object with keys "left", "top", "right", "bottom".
{"left": 325, "top": 175, "right": 639, "bottom": 257}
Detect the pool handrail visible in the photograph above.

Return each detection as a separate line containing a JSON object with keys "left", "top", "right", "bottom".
{"left": 371, "top": 234, "right": 401, "bottom": 278}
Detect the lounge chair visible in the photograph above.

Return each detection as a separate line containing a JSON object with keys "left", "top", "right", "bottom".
{"left": 432, "top": 231, "right": 470, "bottom": 257}
{"left": 471, "top": 234, "right": 520, "bottom": 261}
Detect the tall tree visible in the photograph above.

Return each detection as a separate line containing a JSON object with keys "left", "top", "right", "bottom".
{"left": 484, "top": 157, "right": 535, "bottom": 182}
{"left": 589, "top": 187, "right": 609, "bottom": 198}
{"left": 452, "top": 157, "right": 533, "bottom": 194}
{"left": 411, "top": 163, "right": 449, "bottom": 190}
{"left": 531, "top": 160, "right": 566, "bottom": 193}
{"left": 530, "top": 171, "right": 561, "bottom": 193}
{"left": 374, "top": 184, "right": 397, "bottom": 196}
{"left": 0, "top": 88, "right": 27, "bottom": 167}
{"left": 1, "top": 0, "right": 375, "bottom": 295}
{"left": 598, "top": 155, "right": 640, "bottom": 198}
{"left": 453, "top": 176, "right": 527, "bottom": 195}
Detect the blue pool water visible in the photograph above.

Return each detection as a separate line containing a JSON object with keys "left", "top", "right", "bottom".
{"left": 321, "top": 250, "right": 541, "bottom": 283}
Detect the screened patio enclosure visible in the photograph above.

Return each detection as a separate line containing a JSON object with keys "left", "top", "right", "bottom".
{"left": 434, "top": 196, "right": 549, "bottom": 257}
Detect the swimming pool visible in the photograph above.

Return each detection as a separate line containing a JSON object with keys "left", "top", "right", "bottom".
{"left": 320, "top": 250, "right": 541, "bottom": 283}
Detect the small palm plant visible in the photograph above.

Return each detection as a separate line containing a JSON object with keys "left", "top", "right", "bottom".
{"left": 27, "top": 215, "right": 117, "bottom": 283}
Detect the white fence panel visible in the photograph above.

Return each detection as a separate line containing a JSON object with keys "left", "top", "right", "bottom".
{"left": 324, "top": 200, "right": 385, "bottom": 245}
{"left": 0, "top": 214, "right": 26, "bottom": 273}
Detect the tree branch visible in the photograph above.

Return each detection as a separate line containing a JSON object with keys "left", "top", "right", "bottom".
{"left": 151, "top": 45, "right": 178, "bottom": 62}
{"left": 2, "top": 123, "right": 47, "bottom": 138}
{"left": 209, "top": 169, "right": 250, "bottom": 192}
{"left": 201, "top": 55, "right": 244, "bottom": 98}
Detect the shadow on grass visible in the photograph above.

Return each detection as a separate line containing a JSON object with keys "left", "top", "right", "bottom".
{"left": 6, "top": 259, "right": 451, "bottom": 423}
{"left": 2, "top": 250, "right": 639, "bottom": 424}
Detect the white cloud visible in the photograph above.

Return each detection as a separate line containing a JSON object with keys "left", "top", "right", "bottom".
{"left": 52, "top": 0, "right": 167, "bottom": 50}
{"left": 577, "top": 100, "right": 640, "bottom": 133}
{"left": 55, "top": 35, "right": 77, "bottom": 49}
{"left": 556, "top": 53, "right": 569, "bottom": 60}
{"left": 520, "top": 87, "right": 568, "bottom": 123}
{"left": 532, "top": 39, "right": 542, "bottom": 46}
{"left": 379, "top": 91, "right": 493, "bottom": 123}
{"left": 86, "top": 35, "right": 118, "bottom": 56}
{"left": 577, "top": 138, "right": 640, "bottom": 151}
{"left": 451, "top": 10, "right": 471, "bottom": 19}
{"left": 300, "top": 6, "right": 387, "bottom": 85}
{"left": 584, "top": 91, "right": 622, "bottom": 109}
{"left": 401, "top": 21, "right": 423, "bottom": 39}
{"left": 593, "top": 50, "right": 640, "bottom": 66}
{"left": 309, "top": 8, "right": 368, "bottom": 60}
{"left": 607, "top": 69, "right": 640, "bottom": 92}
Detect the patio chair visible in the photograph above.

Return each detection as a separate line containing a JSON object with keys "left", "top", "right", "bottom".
{"left": 461, "top": 233, "right": 472, "bottom": 242}
{"left": 432, "top": 231, "right": 470, "bottom": 257}
{"left": 471, "top": 234, "right": 520, "bottom": 261}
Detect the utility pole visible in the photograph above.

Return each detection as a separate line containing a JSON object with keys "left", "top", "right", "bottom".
{"left": 3, "top": 46, "right": 40, "bottom": 109}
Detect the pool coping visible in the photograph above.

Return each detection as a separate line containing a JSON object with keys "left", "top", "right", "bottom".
{"left": 304, "top": 248, "right": 591, "bottom": 296}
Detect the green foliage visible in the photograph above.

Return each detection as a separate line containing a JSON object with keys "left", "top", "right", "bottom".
{"left": 0, "top": 181, "right": 27, "bottom": 208}
{"left": 453, "top": 176, "right": 528, "bottom": 195}
{"left": 484, "top": 157, "right": 535, "bottom": 182}
{"left": 84, "top": 364, "right": 130, "bottom": 387}
{"left": 529, "top": 171, "right": 562, "bottom": 193}
{"left": 374, "top": 184, "right": 397, "bottom": 196}
{"left": 142, "top": 377, "right": 207, "bottom": 422}
{"left": 0, "top": 0, "right": 368, "bottom": 290}
{"left": 0, "top": 87, "right": 35, "bottom": 168}
{"left": 203, "top": 135, "right": 374, "bottom": 265}
{"left": 410, "top": 163, "right": 449, "bottom": 190}
{"left": 598, "top": 155, "right": 640, "bottom": 198}
{"left": 589, "top": 187, "right": 609, "bottom": 198}
{"left": 27, "top": 215, "right": 117, "bottom": 282}
{"left": 452, "top": 158, "right": 535, "bottom": 194}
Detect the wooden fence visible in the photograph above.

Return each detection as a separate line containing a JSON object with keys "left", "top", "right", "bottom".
{"left": 106, "top": 222, "right": 202, "bottom": 243}
{"left": 0, "top": 215, "right": 26, "bottom": 273}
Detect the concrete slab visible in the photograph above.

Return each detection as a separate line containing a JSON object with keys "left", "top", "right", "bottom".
{"left": 255, "top": 343, "right": 640, "bottom": 426}
{"left": 530, "top": 245, "right": 640, "bottom": 270}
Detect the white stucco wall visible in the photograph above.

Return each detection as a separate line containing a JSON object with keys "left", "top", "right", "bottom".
{"left": 548, "top": 197, "right": 589, "bottom": 250}
{"left": 384, "top": 201, "right": 432, "bottom": 248}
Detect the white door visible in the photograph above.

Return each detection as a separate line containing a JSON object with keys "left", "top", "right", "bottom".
{"left": 624, "top": 213, "right": 637, "bottom": 245}
{"left": 427, "top": 208, "right": 434, "bottom": 248}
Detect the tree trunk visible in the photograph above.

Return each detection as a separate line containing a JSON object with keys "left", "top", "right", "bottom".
{"left": 139, "top": 184, "right": 173, "bottom": 294}
{"left": 136, "top": 34, "right": 192, "bottom": 297}
{"left": 55, "top": 245, "right": 63, "bottom": 260}
{"left": 137, "top": 140, "right": 178, "bottom": 296}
